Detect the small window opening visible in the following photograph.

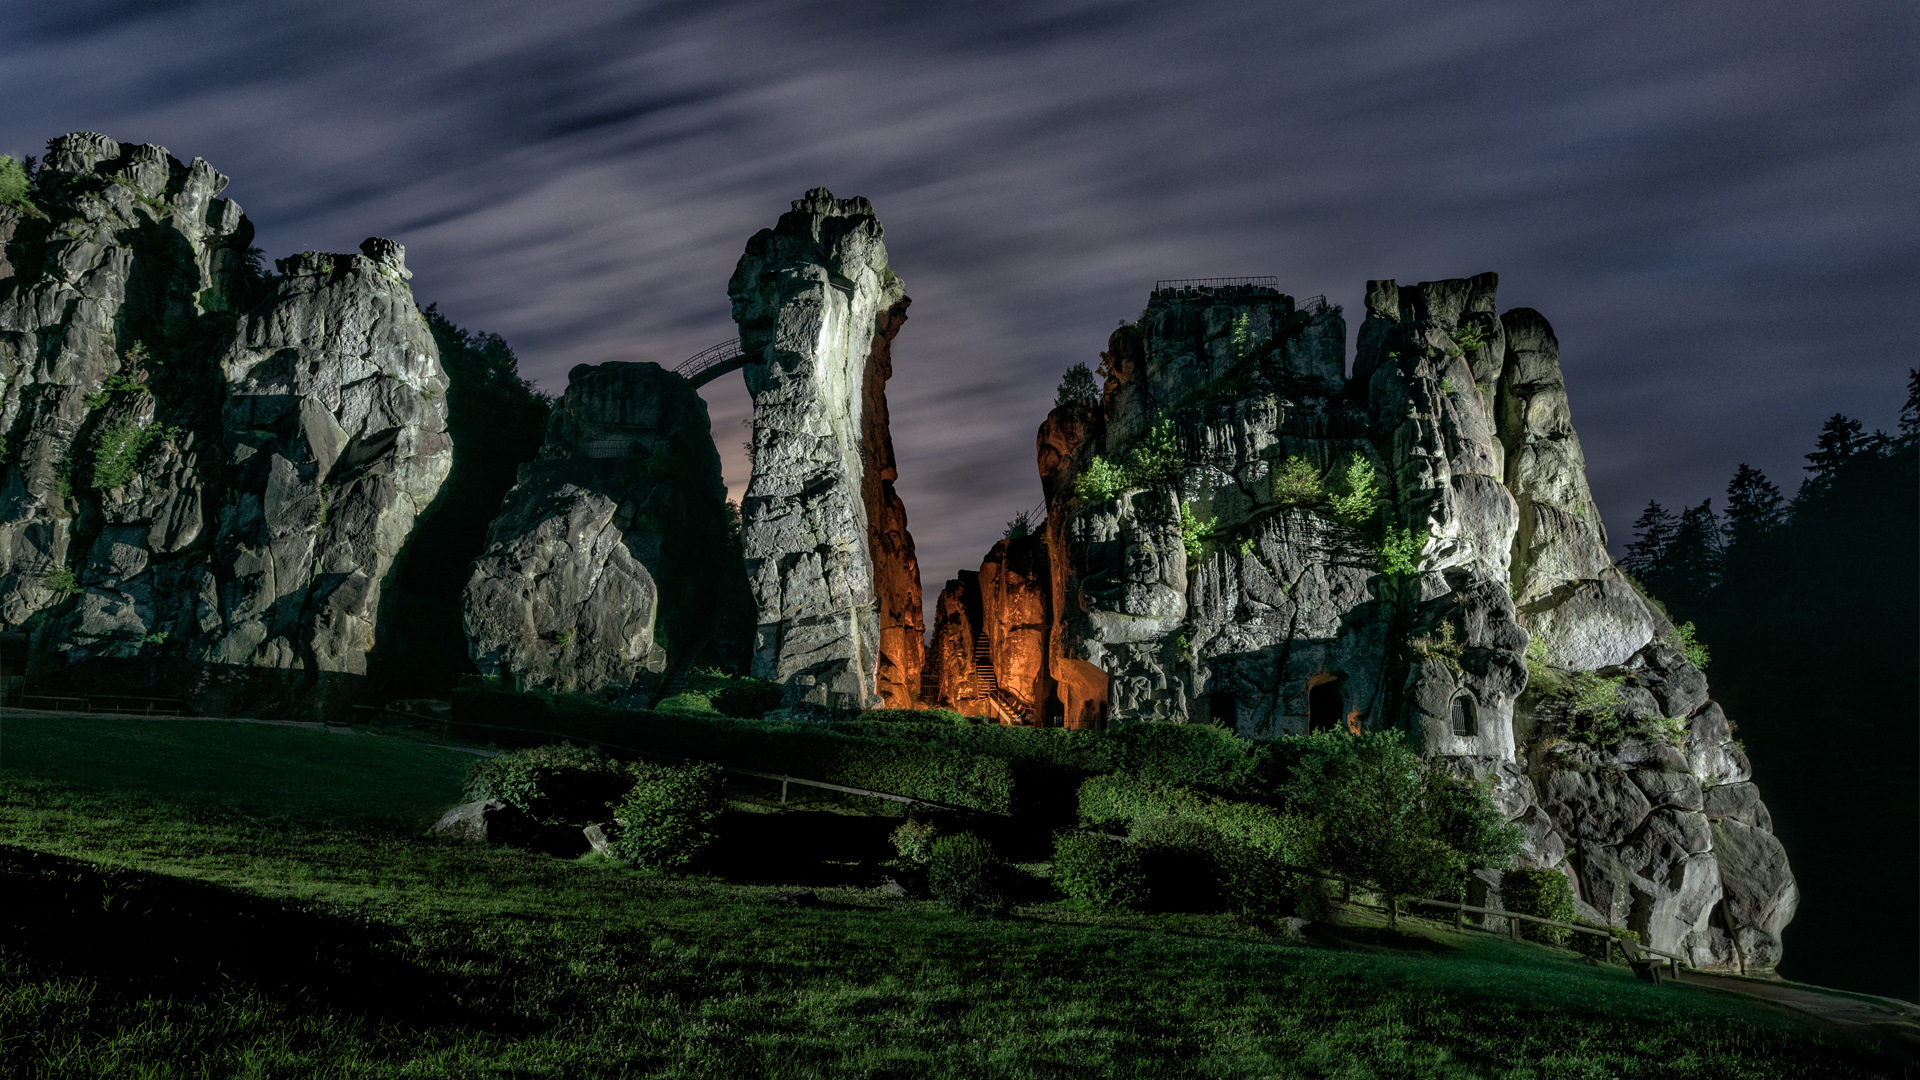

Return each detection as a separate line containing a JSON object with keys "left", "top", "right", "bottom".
{"left": 1208, "top": 691, "right": 1238, "bottom": 728}
{"left": 1450, "top": 695, "right": 1478, "bottom": 737}
{"left": 1308, "top": 680, "right": 1343, "bottom": 733}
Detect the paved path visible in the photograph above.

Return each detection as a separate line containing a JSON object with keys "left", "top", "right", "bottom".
{"left": 1677, "top": 970, "right": 1920, "bottom": 1063}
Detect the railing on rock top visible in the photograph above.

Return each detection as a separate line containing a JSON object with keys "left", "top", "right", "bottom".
{"left": 1154, "top": 276, "right": 1280, "bottom": 292}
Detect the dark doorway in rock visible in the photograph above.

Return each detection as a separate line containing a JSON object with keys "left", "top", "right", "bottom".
{"left": 1308, "top": 679, "right": 1343, "bottom": 733}
{"left": 1451, "top": 695, "right": 1478, "bottom": 737}
{"left": 1208, "top": 691, "right": 1237, "bottom": 729}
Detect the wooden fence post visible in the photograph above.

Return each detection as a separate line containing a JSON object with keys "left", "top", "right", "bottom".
{"left": 1605, "top": 937, "right": 1613, "bottom": 965}
{"left": 1510, "top": 916, "right": 1520, "bottom": 942}
{"left": 1454, "top": 906, "right": 1463, "bottom": 931}
{"left": 1388, "top": 898, "right": 1397, "bottom": 928}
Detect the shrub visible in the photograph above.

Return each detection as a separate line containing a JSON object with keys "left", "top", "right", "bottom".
{"left": 0, "top": 156, "right": 29, "bottom": 209}
{"left": 1004, "top": 509, "right": 1033, "bottom": 539}
{"left": 927, "top": 833, "right": 1008, "bottom": 914}
{"left": 463, "top": 743, "right": 633, "bottom": 824}
{"left": 1562, "top": 672, "right": 1633, "bottom": 748}
{"left": 706, "top": 677, "right": 782, "bottom": 719}
{"left": 1124, "top": 415, "right": 1184, "bottom": 485}
{"left": 1272, "top": 455, "right": 1324, "bottom": 506}
{"left": 1076, "top": 774, "right": 1314, "bottom": 866}
{"left": 1407, "top": 621, "right": 1465, "bottom": 671}
{"left": 1179, "top": 502, "right": 1213, "bottom": 561}
{"left": 1073, "top": 455, "right": 1129, "bottom": 504}
{"left": 1051, "top": 831, "right": 1148, "bottom": 909}
{"left": 1522, "top": 634, "right": 1569, "bottom": 695}
{"left": 1055, "top": 363, "right": 1099, "bottom": 408}
{"left": 1375, "top": 525, "right": 1422, "bottom": 577}
{"left": 1284, "top": 731, "right": 1519, "bottom": 901}
{"left": 857, "top": 707, "right": 973, "bottom": 726}
{"left": 1501, "top": 867, "right": 1577, "bottom": 946}
{"left": 1448, "top": 323, "right": 1487, "bottom": 355}
{"left": 1668, "top": 620, "right": 1710, "bottom": 670}
{"left": 1325, "top": 454, "right": 1383, "bottom": 527}
{"left": 889, "top": 818, "right": 941, "bottom": 865}
{"left": 655, "top": 692, "right": 720, "bottom": 714}
{"left": 608, "top": 761, "right": 726, "bottom": 870}
{"left": 41, "top": 566, "right": 80, "bottom": 597}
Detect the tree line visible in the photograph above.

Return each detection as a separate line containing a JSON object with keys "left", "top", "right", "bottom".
{"left": 1619, "top": 370, "right": 1919, "bottom": 1001}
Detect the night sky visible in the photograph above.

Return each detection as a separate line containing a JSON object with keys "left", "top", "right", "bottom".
{"left": 3, "top": 0, "right": 1913, "bottom": 601}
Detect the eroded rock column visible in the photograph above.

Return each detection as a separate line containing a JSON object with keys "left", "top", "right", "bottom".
{"left": 729, "top": 189, "right": 922, "bottom": 712}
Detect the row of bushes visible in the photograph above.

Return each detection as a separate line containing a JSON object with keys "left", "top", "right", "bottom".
{"left": 452, "top": 688, "right": 1322, "bottom": 817}
{"left": 1065, "top": 732, "right": 1523, "bottom": 911}
{"left": 464, "top": 745, "right": 726, "bottom": 870}
{"left": 455, "top": 690, "right": 1016, "bottom": 814}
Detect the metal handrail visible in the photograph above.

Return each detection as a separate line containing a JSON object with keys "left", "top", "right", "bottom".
{"left": 674, "top": 338, "right": 746, "bottom": 378}
{"left": 1154, "top": 276, "right": 1279, "bottom": 292}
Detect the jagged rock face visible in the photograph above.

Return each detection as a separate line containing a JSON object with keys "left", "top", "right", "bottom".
{"left": 463, "top": 361, "right": 747, "bottom": 695}
{"left": 860, "top": 299, "right": 925, "bottom": 707}
{"left": 927, "top": 537, "right": 1051, "bottom": 723}
{"left": 0, "top": 133, "right": 450, "bottom": 717}
{"left": 729, "top": 189, "right": 921, "bottom": 712}
{"left": 938, "top": 271, "right": 1791, "bottom": 971}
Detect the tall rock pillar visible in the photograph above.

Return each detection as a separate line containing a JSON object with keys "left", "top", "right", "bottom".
{"left": 729, "top": 189, "right": 922, "bottom": 711}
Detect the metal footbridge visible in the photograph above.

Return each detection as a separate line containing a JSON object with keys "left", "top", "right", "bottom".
{"left": 675, "top": 338, "right": 751, "bottom": 389}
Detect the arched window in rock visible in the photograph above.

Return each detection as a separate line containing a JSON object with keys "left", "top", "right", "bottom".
{"left": 1450, "top": 694, "right": 1478, "bottom": 737}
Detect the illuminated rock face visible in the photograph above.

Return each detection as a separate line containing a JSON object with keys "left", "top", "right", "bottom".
{"left": 928, "top": 274, "right": 1790, "bottom": 973}
{"left": 729, "top": 190, "right": 922, "bottom": 712}
{"left": 0, "top": 133, "right": 449, "bottom": 718}
{"left": 463, "top": 362, "right": 750, "bottom": 696}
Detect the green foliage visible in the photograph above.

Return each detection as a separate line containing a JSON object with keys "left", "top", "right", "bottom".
{"left": 1124, "top": 414, "right": 1184, "bottom": 485}
{"left": 457, "top": 691, "right": 1019, "bottom": 814}
{"left": 926, "top": 833, "right": 1009, "bottom": 914}
{"left": 1439, "top": 378, "right": 1459, "bottom": 395}
{"left": 1004, "top": 509, "right": 1033, "bottom": 539}
{"left": 684, "top": 670, "right": 783, "bottom": 719}
{"left": 1560, "top": 673, "right": 1634, "bottom": 748}
{"left": 857, "top": 707, "right": 976, "bottom": 726}
{"left": 889, "top": 819, "right": 941, "bottom": 866}
{"left": 1228, "top": 312, "right": 1260, "bottom": 362}
{"left": 1448, "top": 323, "right": 1487, "bottom": 355}
{"left": 89, "top": 416, "right": 167, "bottom": 491}
{"left": 141, "top": 630, "right": 169, "bottom": 645}
{"left": 1407, "top": 621, "right": 1465, "bottom": 671}
{"left": 1235, "top": 535, "right": 1255, "bottom": 557}
{"left": 1500, "top": 868, "right": 1578, "bottom": 946}
{"left": 655, "top": 691, "right": 721, "bottom": 714}
{"left": 1271, "top": 455, "right": 1325, "bottom": 506}
{"left": 1375, "top": 525, "right": 1422, "bottom": 577}
{"left": 1178, "top": 502, "right": 1213, "bottom": 560}
{"left": 0, "top": 716, "right": 1891, "bottom": 1076}
{"left": 0, "top": 156, "right": 29, "bottom": 209}
{"left": 50, "top": 456, "right": 73, "bottom": 500}
{"left": 1569, "top": 916, "right": 1640, "bottom": 960}
{"left": 1072, "top": 454, "right": 1129, "bottom": 503}
{"left": 607, "top": 760, "right": 726, "bottom": 871}
{"left": 40, "top": 566, "right": 79, "bottom": 597}
{"left": 1523, "top": 633, "right": 1569, "bottom": 695}
{"left": 1283, "top": 731, "right": 1519, "bottom": 900}
{"left": 1050, "top": 831, "right": 1149, "bottom": 909}
{"left": 1325, "top": 454, "right": 1383, "bottom": 527}
{"left": 462, "top": 743, "right": 632, "bottom": 825}
{"left": 1669, "top": 620, "right": 1711, "bottom": 670}
{"left": 1054, "top": 362, "right": 1099, "bottom": 408}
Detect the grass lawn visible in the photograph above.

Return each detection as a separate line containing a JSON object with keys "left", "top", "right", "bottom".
{"left": 0, "top": 716, "right": 1903, "bottom": 1078}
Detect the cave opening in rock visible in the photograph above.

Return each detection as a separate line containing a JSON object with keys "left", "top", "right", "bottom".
{"left": 1307, "top": 678, "right": 1342, "bottom": 733}
{"left": 1451, "top": 694, "right": 1478, "bottom": 737}
{"left": 1208, "top": 691, "right": 1237, "bottom": 729}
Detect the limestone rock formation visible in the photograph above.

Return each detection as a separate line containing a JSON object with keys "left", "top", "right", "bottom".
{"left": 928, "top": 536, "right": 1052, "bottom": 723}
{"left": 463, "top": 361, "right": 750, "bottom": 695}
{"left": 0, "top": 133, "right": 450, "bottom": 716}
{"left": 728, "top": 189, "right": 923, "bottom": 712}
{"left": 929, "top": 273, "right": 1792, "bottom": 973}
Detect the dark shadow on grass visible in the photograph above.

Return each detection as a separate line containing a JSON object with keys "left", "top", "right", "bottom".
{"left": 1304, "top": 920, "right": 1462, "bottom": 955}
{"left": 0, "top": 844, "right": 518, "bottom": 1030}
{"left": 699, "top": 809, "right": 899, "bottom": 886}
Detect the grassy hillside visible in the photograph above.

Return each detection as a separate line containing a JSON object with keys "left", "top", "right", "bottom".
{"left": 0, "top": 716, "right": 1903, "bottom": 1078}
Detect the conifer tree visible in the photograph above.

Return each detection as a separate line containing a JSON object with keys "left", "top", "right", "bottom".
{"left": 1656, "top": 499, "right": 1723, "bottom": 615}
{"left": 1900, "top": 368, "right": 1919, "bottom": 443}
{"left": 1621, "top": 500, "right": 1676, "bottom": 581}
{"left": 1802, "top": 413, "right": 1867, "bottom": 488}
{"left": 1722, "top": 464, "right": 1784, "bottom": 551}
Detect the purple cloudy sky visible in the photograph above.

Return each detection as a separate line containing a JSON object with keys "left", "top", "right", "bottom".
{"left": 3, "top": 0, "right": 1914, "bottom": 605}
